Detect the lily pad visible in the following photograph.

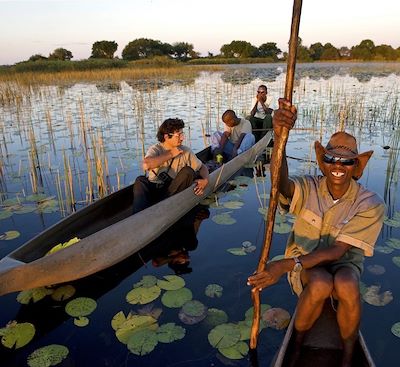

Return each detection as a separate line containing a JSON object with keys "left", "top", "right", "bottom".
{"left": 182, "top": 300, "right": 207, "bottom": 317}
{"left": 27, "top": 344, "right": 69, "bottom": 367}
{"left": 74, "top": 316, "right": 89, "bottom": 327}
{"left": 218, "top": 340, "right": 249, "bottom": 360}
{"left": 115, "top": 315, "right": 158, "bottom": 344}
{"left": 227, "top": 248, "right": 247, "bottom": 256}
{"left": 17, "top": 287, "right": 54, "bottom": 304}
{"left": 138, "top": 304, "right": 163, "bottom": 320}
{"left": 386, "top": 238, "right": 400, "bottom": 249}
{"left": 205, "top": 284, "right": 223, "bottom": 298}
{"left": 25, "top": 194, "right": 48, "bottom": 202}
{"left": 204, "top": 309, "right": 229, "bottom": 327}
{"left": 362, "top": 285, "right": 393, "bottom": 306}
{"left": 127, "top": 329, "right": 158, "bottom": 356}
{"left": 243, "top": 245, "right": 257, "bottom": 254}
{"left": 65, "top": 297, "right": 97, "bottom": 317}
{"left": 0, "top": 321, "right": 35, "bottom": 349}
{"left": 0, "top": 230, "right": 20, "bottom": 240}
{"left": 222, "top": 201, "right": 244, "bottom": 209}
{"left": 178, "top": 309, "right": 207, "bottom": 325}
{"left": 392, "top": 256, "right": 400, "bottom": 268}
{"left": 157, "top": 275, "right": 185, "bottom": 290}
{"left": 14, "top": 205, "right": 36, "bottom": 215}
{"left": 212, "top": 213, "right": 236, "bottom": 225}
{"left": 51, "top": 285, "right": 76, "bottom": 301}
{"left": 208, "top": 323, "right": 241, "bottom": 349}
{"left": 111, "top": 311, "right": 128, "bottom": 331}
{"left": 262, "top": 308, "right": 291, "bottom": 330}
{"left": 366, "top": 264, "right": 385, "bottom": 275}
{"left": 126, "top": 285, "right": 161, "bottom": 305}
{"left": 375, "top": 245, "right": 394, "bottom": 254}
{"left": 134, "top": 275, "right": 158, "bottom": 288}
{"left": 0, "top": 210, "right": 13, "bottom": 220}
{"left": 237, "top": 320, "right": 251, "bottom": 341}
{"left": 161, "top": 288, "right": 193, "bottom": 308}
{"left": 269, "top": 254, "right": 285, "bottom": 262}
{"left": 391, "top": 322, "right": 400, "bottom": 338}
{"left": 157, "top": 323, "right": 186, "bottom": 343}
{"left": 245, "top": 304, "right": 272, "bottom": 320}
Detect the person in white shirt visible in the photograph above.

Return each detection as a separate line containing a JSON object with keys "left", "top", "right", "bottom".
{"left": 211, "top": 110, "right": 255, "bottom": 161}
{"left": 249, "top": 84, "right": 273, "bottom": 141}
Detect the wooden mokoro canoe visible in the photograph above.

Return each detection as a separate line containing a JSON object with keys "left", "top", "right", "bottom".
{"left": 0, "top": 131, "right": 273, "bottom": 296}
{"left": 271, "top": 300, "right": 375, "bottom": 367}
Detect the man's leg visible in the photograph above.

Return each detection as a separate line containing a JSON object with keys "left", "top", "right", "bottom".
{"left": 333, "top": 267, "right": 361, "bottom": 367}
{"left": 132, "top": 176, "right": 157, "bottom": 214}
{"left": 261, "top": 114, "right": 273, "bottom": 138}
{"left": 167, "top": 167, "right": 196, "bottom": 196}
{"left": 290, "top": 267, "right": 333, "bottom": 366}
{"left": 237, "top": 133, "right": 255, "bottom": 154}
{"left": 249, "top": 116, "right": 263, "bottom": 141}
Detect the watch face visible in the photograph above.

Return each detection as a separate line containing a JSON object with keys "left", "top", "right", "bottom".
{"left": 293, "top": 262, "right": 303, "bottom": 272}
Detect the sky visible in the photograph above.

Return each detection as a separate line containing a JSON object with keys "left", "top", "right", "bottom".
{"left": 1, "top": 0, "right": 399, "bottom": 65}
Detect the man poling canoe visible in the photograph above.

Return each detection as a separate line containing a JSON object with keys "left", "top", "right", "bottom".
{"left": 247, "top": 98, "right": 385, "bottom": 366}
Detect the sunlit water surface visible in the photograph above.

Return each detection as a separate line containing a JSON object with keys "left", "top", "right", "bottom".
{"left": 0, "top": 62, "right": 400, "bottom": 366}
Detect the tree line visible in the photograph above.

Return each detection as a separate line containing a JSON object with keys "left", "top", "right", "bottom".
{"left": 26, "top": 38, "right": 400, "bottom": 63}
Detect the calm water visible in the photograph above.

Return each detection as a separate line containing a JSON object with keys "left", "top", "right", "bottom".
{"left": 0, "top": 62, "right": 400, "bottom": 366}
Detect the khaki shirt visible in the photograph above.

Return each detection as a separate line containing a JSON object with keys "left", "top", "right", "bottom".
{"left": 146, "top": 144, "right": 202, "bottom": 183}
{"left": 224, "top": 118, "right": 252, "bottom": 144}
{"left": 281, "top": 175, "right": 385, "bottom": 294}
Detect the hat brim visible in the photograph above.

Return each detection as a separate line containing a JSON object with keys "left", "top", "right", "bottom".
{"left": 314, "top": 141, "right": 373, "bottom": 180}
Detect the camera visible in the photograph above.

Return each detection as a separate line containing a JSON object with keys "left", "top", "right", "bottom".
{"left": 156, "top": 171, "right": 173, "bottom": 188}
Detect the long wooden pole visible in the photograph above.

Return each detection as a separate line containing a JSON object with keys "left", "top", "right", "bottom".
{"left": 249, "top": 0, "right": 303, "bottom": 349}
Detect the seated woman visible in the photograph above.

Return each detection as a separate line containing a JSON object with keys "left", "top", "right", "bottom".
{"left": 211, "top": 110, "right": 255, "bottom": 162}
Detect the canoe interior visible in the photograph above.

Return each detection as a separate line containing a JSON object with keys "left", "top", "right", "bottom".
{"left": 278, "top": 301, "right": 374, "bottom": 367}
{"left": 10, "top": 147, "right": 212, "bottom": 263}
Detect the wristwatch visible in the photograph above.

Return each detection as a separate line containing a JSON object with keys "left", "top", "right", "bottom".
{"left": 292, "top": 256, "right": 303, "bottom": 272}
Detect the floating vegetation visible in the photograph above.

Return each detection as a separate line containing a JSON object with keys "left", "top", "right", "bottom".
{"left": 126, "top": 285, "right": 161, "bottom": 305}
{"left": 0, "top": 230, "right": 20, "bottom": 240}
{"left": 212, "top": 212, "right": 236, "bottom": 225}
{"left": 65, "top": 297, "right": 97, "bottom": 327}
{"left": 179, "top": 300, "right": 208, "bottom": 325}
{"left": 205, "top": 284, "right": 223, "bottom": 298}
{"left": 392, "top": 256, "right": 400, "bottom": 268}
{"left": 391, "top": 322, "right": 400, "bottom": 338}
{"left": 27, "top": 344, "right": 69, "bottom": 367}
{"left": 227, "top": 240, "right": 256, "bottom": 256}
{"left": 157, "top": 323, "right": 185, "bottom": 343}
{"left": 17, "top": 287, "right": 53, "bottom": 304}
{"left": 46, "top": 237, "right": 80, "bottom": 256}
{"left": 161, "top": 288, "right": 193, "bottom": 308}
{"left": 366, "top": 265, "right": 386, "bottom": 275}
{"left": 385, "top": 238, "right": 400, "bottom": 249}
{"left": 362, "top": 285, "right": 393, "bottom": 306}
{"left": 384, "top": 212, "right": 400, "bottom": 227}
{"left": 262, "top": 308, "right": 291, "bottom": 330}
{"left": 222, "top": 200, "right": 244, "bottom": 209}
{"left": 157, "top": 275, "right": 185, "bottom": 291}
{"left": 375, "top": 245, "right": 394, "bottom": 254}
{"left": 204, "top": 309, "right": 229, "bottom": 327}
{"left": 51, "top": 285, "right": 76, "bottom": 302}
{"left": 0, "top": 321, "right": 35, "bottom": 349}
{"left": 134, "top": 275, "right": 158, "bottom": 288}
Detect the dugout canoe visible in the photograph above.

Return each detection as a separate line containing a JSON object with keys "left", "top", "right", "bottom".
{"left": 271, "top": 300, "right": 375, "bottom": 367}
{"left": 0, "top": 131, "right": 273, "bottom": 296}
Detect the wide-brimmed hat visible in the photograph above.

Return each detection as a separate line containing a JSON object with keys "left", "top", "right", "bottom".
{"left": 314, "top": 131, "right": 373, "bottom": 180}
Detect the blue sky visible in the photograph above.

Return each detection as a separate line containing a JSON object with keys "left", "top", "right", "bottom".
{"left": 1, "top": 0, "right": 399, "bottom": 65}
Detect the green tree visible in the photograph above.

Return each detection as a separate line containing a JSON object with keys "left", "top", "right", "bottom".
{"left": 220, "top": 40, "right": 258, "bottom": 58}
{"left": 351, "top": 39, "right": 375, "bottom": 60}
{"left": 258, "top": 42, "right": 281, "bottom": 60}
{"left": 28, "top": 54, "right": 47, "bottom": 62}
{"left": 49, "top": 48, "right": 73, "bottom": 61}
{"left": 374, "top": 44, "right": 397, "bottom": 60}
{"left": 320, "top": 43, "right": 340, "bottom": 60}
{"left": 295, "top": 38, "right": 311, "bottom": 62}
{"left": 171, "top": 42, "right": 198, "bottom": 61}
{"left": 122, "top": 38, "right": 171, "bottom": 60}
{"left": 309, "top": 42, "right": 324, "bottom": 61}
{"left": 91, "top": 41, "right": 118, "bottom": 59}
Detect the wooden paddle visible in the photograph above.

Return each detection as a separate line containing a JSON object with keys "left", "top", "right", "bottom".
{"left": 249, "top": 0, "right": 303, "bottom": 349}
